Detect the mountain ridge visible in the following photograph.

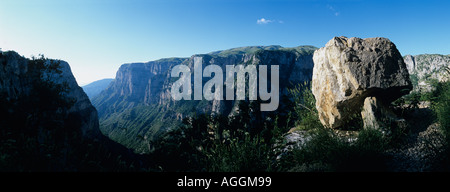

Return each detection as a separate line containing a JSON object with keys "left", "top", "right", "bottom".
{"left": 82, "top": 78, "right": 114, "bottom": 99}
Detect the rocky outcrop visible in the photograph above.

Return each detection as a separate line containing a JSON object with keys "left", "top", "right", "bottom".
{"left": 403, "top": 55, "right": 416, "bottom": 74}
{"left": 275, "top": 129, "right": 311, "bottom": 161}
{"left": 0, "top": 50, "right": 100, "bottom": 139}
{"left": 0, "top": 50, "right": 31, "bottom": 98}
{"left": 312, "top": 37, "right": 412, "bottom": 129}
{"left": 0, "top": 50, "right": 154, "bottom": 171}
{"left": 46, "top": 60, "right": 101, "bottom": 138}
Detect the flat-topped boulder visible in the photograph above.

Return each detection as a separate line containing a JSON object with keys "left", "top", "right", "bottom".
{"left": 312, "top": 36, "right": 412, "bottom": 129}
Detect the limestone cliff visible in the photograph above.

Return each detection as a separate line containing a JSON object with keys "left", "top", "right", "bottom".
{"left": 0, "top": 50, "right": 155, "bottom": 171}
{"left": 404, "top": 54, "right": 450, "bottom": 91}
{"left": 0, "top": 50, "right": 100, "bottom": 139}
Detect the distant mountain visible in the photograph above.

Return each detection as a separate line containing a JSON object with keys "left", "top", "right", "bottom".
{"left": 207, "top": 45, "right": 317, "bottom": 57}
{"left": 92, "top": 45, "right": 317, "bottom": 153}
{"left": 82, "top": 78, "right": 114, "bottom": 99}
{"left": 404, "top": 54, "right": 450, "bottom": 91}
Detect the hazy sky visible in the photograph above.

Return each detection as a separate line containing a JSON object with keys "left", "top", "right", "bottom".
{"left": 1, "top": 0, "right": 449, "bottom": 85}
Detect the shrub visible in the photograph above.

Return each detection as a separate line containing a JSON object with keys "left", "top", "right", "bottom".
{"left": 204, "top": 133, "right": 273, "bottom": 172}
{"left": 288, "top": 82, "right": 322, "bottom": 131}
{"left": 150, "top": 100, "right": 287, "bottom": 172}
{"left": 289, "top": 127, "right": 387, "bottom": 172}
{"left": 431, "top": 81, "right": 450, "bottom": 136}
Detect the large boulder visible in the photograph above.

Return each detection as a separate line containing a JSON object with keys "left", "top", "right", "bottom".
{"left": 312, "top": 36, "right": 412, "bottom": 129}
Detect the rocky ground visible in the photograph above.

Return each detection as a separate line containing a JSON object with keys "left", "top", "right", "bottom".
{"left": 385, "top": 108, "right": 447, "bottom": 172}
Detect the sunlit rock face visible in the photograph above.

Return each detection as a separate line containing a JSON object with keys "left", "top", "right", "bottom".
{"left": 312, "top": 36, "right": 412, "bottom": 129}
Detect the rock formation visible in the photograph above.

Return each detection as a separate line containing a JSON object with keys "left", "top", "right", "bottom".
{"left": 0, "top": 50, "right": 150, "bottom": 171}
{"left": 312, "top": 36, "right": 412, "bottom": 129}
{"left": 93, "top": 58, "right": 188, "bottom": 118}
{"left": 0, "top": 50, "right": 100, "bottom": 139}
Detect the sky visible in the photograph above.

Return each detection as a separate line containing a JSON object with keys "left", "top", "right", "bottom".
{"left": 1, "top": 0, "right": 449, "bottom": 85}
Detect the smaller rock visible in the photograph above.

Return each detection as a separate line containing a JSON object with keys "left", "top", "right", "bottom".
{"left": 361, "top": 97, "right": 407, "bottom": 135}
{"left": 275, "top": 130, "right": 311, "bottom": 160}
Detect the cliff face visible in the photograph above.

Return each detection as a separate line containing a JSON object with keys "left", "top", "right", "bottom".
{"left": 113, "top": 59, "right": 186, "bottom": 104}
{"left": 0, "top": 51, "right": 30, "bottom": 98}
{"left": 92, "top": 58, "right": 188, "bottom": 118}
{"left": 404, "top": 54, "right": 450, "bottom": 91}
{"left": 0, "top": 50, "right": 100, "bottom": 139}
{"left": 92, "top": 46, "right": 317, "bottom": 153}
{"left": 0, "top": 50, "right": 113, "bottom": 171}
{"left": 45, "top": 60, "right": 101, "bottom": 138}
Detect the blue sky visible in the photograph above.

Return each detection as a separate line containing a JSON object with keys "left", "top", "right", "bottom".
{"left": 1, "top": 0, "right": 449, "bottom": 85}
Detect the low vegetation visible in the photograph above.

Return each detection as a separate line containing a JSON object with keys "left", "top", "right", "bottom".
{"left": 150, "top": 101, "right": 290, "bottom": 172}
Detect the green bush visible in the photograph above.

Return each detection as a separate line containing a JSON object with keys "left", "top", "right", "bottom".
{"left": 431, "top": 81, "right": 450, "bottom": 136}
{"left": 205, "top": 133, "right": 273, "bottom": 172}
{"left": 288, "top": 82, "right": 322, "bottom": 131}
{"left": 289, "top": 127, "right": 387, "bottom": 172}
{"left": 150, "top": 101, "right": 287, "bottom": 172}
{"left": 425, "top": 79, "right": 450, "bottom": 170}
